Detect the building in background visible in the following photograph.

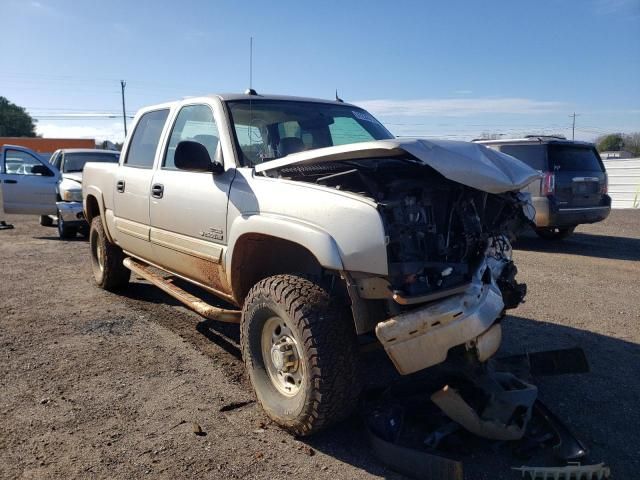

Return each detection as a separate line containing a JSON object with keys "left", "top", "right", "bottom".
{"left": 0, "top": 137, "right": 95, "bottom": 160}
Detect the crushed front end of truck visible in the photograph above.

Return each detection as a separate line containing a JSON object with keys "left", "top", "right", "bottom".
{"left": 260, "top": 138, "right": 539, "bottom": 374}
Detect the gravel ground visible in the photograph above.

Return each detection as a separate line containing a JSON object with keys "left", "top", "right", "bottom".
{"left": 1, "top": 210, "right": 638, "bottom": 479}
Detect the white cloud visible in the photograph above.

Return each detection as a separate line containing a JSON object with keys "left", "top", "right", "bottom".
{"left": 355, "top": 97, "right": 564, "bottom": 117}
{"left": 593, "top": 0, "right": 640, "bottom": 14}
{"left": 36, "top": 122, "right": 125, "bottom": 142}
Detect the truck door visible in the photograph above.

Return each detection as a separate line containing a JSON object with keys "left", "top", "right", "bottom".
{"left": 112, "top": 108, "right": 170, "bottom": 259}
{"left": 0, "top": 146, "right": 60, "bottom": 215}
{"left": 148, "top": 103, "right": 235, "bottom": 297}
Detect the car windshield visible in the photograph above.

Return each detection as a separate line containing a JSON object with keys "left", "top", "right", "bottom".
{"left": 63, "top": 152, "right": 120, "bottom": 173}
{"left": 226, "top": 100, "right": 394, "bottom": 166}
{"left": 548, "top": 144, "right": 603, "bottom": 172}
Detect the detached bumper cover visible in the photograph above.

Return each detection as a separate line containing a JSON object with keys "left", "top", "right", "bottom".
{"left": 375, "top": 259, "right": 506, "bottom": 375}
{"left": 56, "top": 201, "right": 85, "bottom": 225}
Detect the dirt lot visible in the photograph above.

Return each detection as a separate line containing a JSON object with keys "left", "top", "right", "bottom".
{"left": 1, "top": 210, "right": 639, "bottom": 479}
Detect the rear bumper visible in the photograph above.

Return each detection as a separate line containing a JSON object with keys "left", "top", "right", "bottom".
{"left": 375, "top": 260, "right": 505, "bottom": 375}
{"left": 532, "top": 195, "right": 611, "bottom": 228}
{"left": 56, "top": 201, "right": 86, "bottom": 226}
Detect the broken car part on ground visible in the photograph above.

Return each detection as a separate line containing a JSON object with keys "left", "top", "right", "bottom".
{"left": 363, "top": 347, "right": 610, "bottom": 479}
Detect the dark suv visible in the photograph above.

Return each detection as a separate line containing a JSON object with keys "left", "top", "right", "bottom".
{"left": 475, "top": 136, "right": 611, "bottom": 240}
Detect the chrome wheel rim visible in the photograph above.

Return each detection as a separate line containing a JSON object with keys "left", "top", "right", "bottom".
{"left": 90, "top": 230, "right": 104, "bottom": 273}
{"left": 261, "top": 316, "right": 304, "bottom": 397}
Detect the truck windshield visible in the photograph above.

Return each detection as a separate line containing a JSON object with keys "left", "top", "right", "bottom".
{"left": 63, "top": 152, "right": 120, "bottom": 173}
{"left": 226, "top": 100, "right": 394, "bottom": 166}
{"left": 548, "top": 144, "right": 603, "bottom": 172}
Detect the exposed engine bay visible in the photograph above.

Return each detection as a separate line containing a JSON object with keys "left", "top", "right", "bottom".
{"left": 275, "top": 157, "right": 531, "bottom": 310}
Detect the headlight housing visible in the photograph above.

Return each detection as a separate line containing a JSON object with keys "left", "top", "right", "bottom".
{"left": 61, "top": 189, "right": 82, "bottom": 202}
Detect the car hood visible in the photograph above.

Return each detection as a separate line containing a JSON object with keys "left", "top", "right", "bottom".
{"left": 61, "top": 172, "right": 83, "bottom": 184}
{"left": 255, "top": 138, "right": 541, "bottom": 194}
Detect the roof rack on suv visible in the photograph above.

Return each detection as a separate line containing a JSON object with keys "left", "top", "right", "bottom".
{"left": 524, "top": 135, "right": 567, "bottom": 140}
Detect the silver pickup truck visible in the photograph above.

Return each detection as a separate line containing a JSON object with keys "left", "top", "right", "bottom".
{"left": 82, "top": 93, "right": 539, "bottom": 435}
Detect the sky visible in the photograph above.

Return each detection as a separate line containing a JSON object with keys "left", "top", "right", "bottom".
{"left": 1, "top": 0, "right": 639, "bottom": 143}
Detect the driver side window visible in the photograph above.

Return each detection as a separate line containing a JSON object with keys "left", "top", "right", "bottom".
{"left": 163, "top": 104, "right": 219, "bottom": 170}
{"left": 4, "top": 150, "right": 48, "bottom": 176}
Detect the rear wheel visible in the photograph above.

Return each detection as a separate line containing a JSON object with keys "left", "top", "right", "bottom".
{"left": 57, "top": 209, "right": 77, "bottom": 239}
{"left": 89, "top": 216, "right": 130, "bottom": 291}
{"left": 241, "top": 274, "right": 360, "bottom": 436}
{"left": 40, "top": 215, "right": 53, "bottom": 227}
{"left": 535, "top": 226, "right": 576, "bottom": 240}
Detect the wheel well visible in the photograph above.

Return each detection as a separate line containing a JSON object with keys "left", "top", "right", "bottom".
{"left": 231, "top": 233, "right": 327, "bottom": 304}
{"left": 85, "top": 195, "right": 100, "bottom": 223}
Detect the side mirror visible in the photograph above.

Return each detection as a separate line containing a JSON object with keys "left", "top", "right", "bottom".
{"left": 31, "top": 164, "right": 54, "bottom": 176}
{"left": 174, "top": 140, "right": 224, "bottom": 174}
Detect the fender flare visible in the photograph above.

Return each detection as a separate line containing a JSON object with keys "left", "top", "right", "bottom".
{"left": 225, "top": 214, "right": 344, "bottom": 287}
{"left": 83, "top": 186, "right": 114, "bottom": 243}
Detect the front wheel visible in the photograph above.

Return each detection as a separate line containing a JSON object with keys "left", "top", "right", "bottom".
{"left": 89, "top": 216, "right": 130, "bottom": 291}
{"left": 241, "top": 274, "right": 360, "bottom": 436}
{"left": 57, "top": 209, "right": 77, "bottom": 239}
{"left": 535, "top": 226, "right": 576, "bottom": 240}
{"left": 40, "top": 215, "right": 53, "bottom": 227}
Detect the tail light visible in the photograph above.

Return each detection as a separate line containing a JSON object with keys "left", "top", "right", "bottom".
{"left": 601, "top": 172, "right": 608, "bottom": 194}
{"left": 541, "top": 171, "right": 555, "bottom": 196}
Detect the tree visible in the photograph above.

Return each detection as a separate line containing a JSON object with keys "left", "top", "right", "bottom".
{"left": 596, "top": 133, "right": 624, "bottom": 152}
{"left": 0, "top": 96, "right": 37, "bottom": 137}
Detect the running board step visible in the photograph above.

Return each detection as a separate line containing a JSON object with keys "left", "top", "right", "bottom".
{"left": 123, "top": 257, "right": 241, "bottom": 323}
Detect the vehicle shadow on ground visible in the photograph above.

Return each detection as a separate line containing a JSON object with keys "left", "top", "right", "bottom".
{"left": 297, "top": 315, "right": 640, "bottom": 480}
{"left": 515, "top": 231, "right": 640, "bottom": 261}
{"left": 121, "top": 280, "right": 242, "bottom": 360}
{"left": 33, "top": 235, "right": 87, "bottom": 242}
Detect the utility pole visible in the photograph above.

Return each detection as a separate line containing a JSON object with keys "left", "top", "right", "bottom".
{"left": 120, "top": 80, "right": 127, "bottom": 137}
{"left": 569, "top": 112, "right": 580, "bottom": 141}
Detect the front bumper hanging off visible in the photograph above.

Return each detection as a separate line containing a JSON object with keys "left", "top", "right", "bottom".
{"left": 375, "top": 256, "right": 508, "bottom": 375}
{"left": 56, "top": 201, "right": 86, "bottom": 226}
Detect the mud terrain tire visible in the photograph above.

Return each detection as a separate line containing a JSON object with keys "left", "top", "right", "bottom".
{"left": 241, "top": 274, "right": 360, "bottom": 436}
{"left": 89, "top": 216, "right": 130, "bottom": 291}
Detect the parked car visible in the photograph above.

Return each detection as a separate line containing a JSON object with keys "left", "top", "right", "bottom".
{"left": 3, "top": 93, "right": 538, "bottom": 435}
{"left": 42, "top": 149, "right": 120, "bottom": 238}
{"left": 474, "top": 136, "right": 611, "bottom": 240}
{"left": 0, "top": 144, "right": 60, "bottom": 216}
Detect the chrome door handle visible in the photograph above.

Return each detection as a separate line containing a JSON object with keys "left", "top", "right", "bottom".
{"left": 116, "top": 180, "right": 125, "bottom": 193}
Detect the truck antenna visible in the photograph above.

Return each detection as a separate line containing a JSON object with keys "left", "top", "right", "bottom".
{"left": 244, "top": 37, "right": 257, "bottom": 96}
{"left": 335, "top": 89, "right": 344, "bottom": 103}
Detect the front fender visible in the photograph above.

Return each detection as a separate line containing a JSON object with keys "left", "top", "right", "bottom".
{"left": 225, "top": 214, "right": 344, "bottom": 286}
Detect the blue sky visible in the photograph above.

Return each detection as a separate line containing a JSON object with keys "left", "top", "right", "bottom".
{"left": 1, "top": 0, "right": 639, "bottom": 142}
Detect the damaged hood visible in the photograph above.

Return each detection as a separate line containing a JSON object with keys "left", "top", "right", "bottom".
{"left": 61, "top": 172, "right": 83, "bottom": 184}
{"left": 255, "top": 138, "right": 541, "bottom": 194}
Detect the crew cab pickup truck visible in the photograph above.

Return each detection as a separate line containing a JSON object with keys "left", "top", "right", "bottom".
{"left": 82, "top": 93, "right": 539, "bottom": 435}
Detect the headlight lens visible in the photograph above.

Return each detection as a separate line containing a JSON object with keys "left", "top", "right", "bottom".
{"left": 61, "top": 189, "right": 82, "bottom": 202}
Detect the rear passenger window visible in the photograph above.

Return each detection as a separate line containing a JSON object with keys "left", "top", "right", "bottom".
{"left": 125, "top": 109, "right": 169, "bottom": 168}
{"left": 164, "top": 105, "right": 219, "bottom": 170}
{"left": 499, "top": 144, "right": 547, "bottom": 171}
{"left": 548, "top": 145, "right": 603, "bottom": 172}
